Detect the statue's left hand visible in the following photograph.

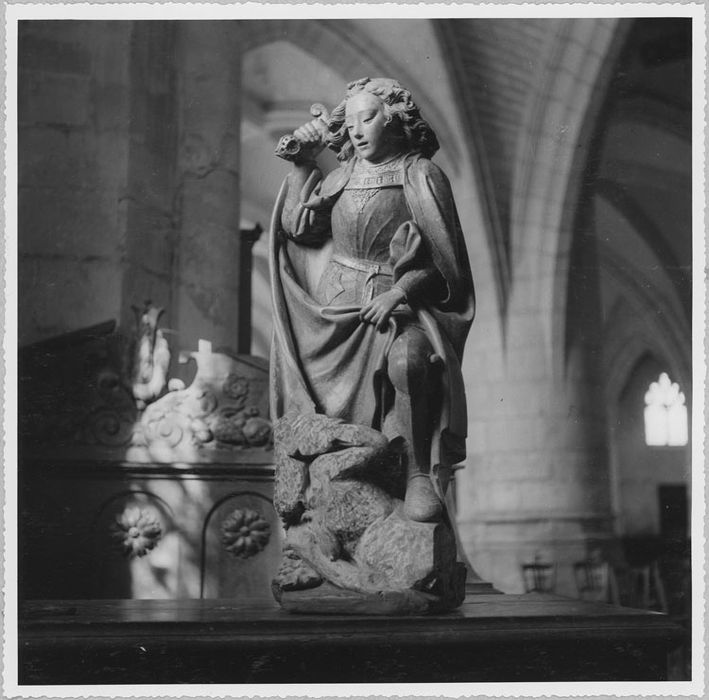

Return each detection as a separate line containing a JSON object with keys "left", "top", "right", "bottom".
{"left": 360, "top": 288, "right": 407, "bottom": 331}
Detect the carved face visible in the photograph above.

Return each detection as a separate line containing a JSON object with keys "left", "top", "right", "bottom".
{"left": 345, "top": 92, "right": 399, "bottom": 164}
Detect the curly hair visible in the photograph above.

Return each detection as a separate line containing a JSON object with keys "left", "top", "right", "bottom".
{"left": 326, "top": 77, "right": 439, "bottom": 162}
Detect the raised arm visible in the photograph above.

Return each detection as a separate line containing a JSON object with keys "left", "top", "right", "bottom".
{"left": 280, "top": 118, "right": 332, "bottom": 245}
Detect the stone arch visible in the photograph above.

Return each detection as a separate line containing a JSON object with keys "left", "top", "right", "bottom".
{"left": 604, "top": 342, "right": 690, "bottom": 537}
{"left": 612, "top": 92, "right": 691, "bottom": 142}
{"left": 92, "top": 488, "right": 175, "bottom": 529}
{"left": 602, "top": 277, "right": 691, "bottom": 410}
{"left": 596, "top": 182, "right": 691, "bottom": 313}
{"left": 239, "top": 19, "right": 460, "bottom": 175}
{"left": 508, "top": 18, "right": 630, "bottom": 372}
{"left": 599, "top": 237, "right": 691, "bottom": 534}
{"left": 431, "top": 19, "right": 513, "bottom": 321}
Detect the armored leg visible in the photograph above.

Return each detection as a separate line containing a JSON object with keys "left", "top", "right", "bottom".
{"left": 387, "top": 328, "right": 442, "bottom": 522}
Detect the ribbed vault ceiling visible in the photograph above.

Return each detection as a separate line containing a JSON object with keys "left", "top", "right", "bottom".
{"left": 439, "top": 19, "right": 556, "bottom": 247}
{"left": 595, "top": 18, "right": 692, "bottom": 321}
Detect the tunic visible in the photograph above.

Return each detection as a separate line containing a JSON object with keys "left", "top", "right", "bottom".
{"left": 270, "top": 153, "right": 475, "bottom": 470}
{"left": 315, "top": 155, "right": 437, "bottom": 307}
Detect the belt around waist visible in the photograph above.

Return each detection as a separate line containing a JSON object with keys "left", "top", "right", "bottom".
{"left": 331, "top": 253, "right": 393, "bottom": 275}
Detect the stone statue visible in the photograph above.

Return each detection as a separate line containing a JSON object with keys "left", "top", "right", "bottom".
{"left": 130, "top": 301, "right": 170, "bottom": 408}
{"left": 270, "top": 78, "right": 475, "bottom": 614}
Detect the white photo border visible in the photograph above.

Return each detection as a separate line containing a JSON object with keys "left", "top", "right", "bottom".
{"left": 3, "top": 3, "right": 706, "bottom": 698}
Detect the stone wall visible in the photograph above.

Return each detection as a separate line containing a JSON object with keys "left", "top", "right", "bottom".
{"left": 19, "top": 21, "right": 182, "bottom": 347}
{"left": 19, "top": 21, "right": 133, "bottom": 345}
{"left": 18, "top": 21, "right": 249, "bottom": 357}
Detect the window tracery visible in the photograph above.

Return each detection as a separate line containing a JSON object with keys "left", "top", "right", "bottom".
{"left": 644, "top": 372, "right": 688, "bottom": 447}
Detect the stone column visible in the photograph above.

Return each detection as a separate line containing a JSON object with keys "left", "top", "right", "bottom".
{"left": 174, "top": 22, "right": 243, "bottom": 353}
{"left": 455, "top": 19, "right": 621, "bottom": 597}
{"left": 120, "top": 22, "right": 179, "bottom": 334}
{"left": 459, "top": 247, "right": 614, "bottom": 597}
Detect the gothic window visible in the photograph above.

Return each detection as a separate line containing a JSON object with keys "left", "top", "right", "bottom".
{"left": 644, "top": 372, "right": 688, "bottom": 447}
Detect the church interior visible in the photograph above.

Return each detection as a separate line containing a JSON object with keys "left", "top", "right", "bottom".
{"left": 16, "top": 16, "right": 694, "bottom": 682}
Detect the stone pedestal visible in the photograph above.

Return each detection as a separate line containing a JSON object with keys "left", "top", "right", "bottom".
{"left": 271, "top": 413, "right": 468, "bottom": 615}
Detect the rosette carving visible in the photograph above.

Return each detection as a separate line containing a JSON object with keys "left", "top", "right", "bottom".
{"left": 223, "top": 373, "right": 250, "bottom": 406}
{"left": 142, "top": 409, "right": 186, "bottom": 448}
{"left": 89, "top": 408, "right": 135, "bottom": 447}
{"left": 110, "top": 507, "right": 162, "bottom": 558}
{"left": 221, "top": 508, "right": 271, "bottom": 559}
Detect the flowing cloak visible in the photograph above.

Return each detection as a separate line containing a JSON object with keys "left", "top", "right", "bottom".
{"left": 269, "top": 153, "right": 475, "bottom": 471}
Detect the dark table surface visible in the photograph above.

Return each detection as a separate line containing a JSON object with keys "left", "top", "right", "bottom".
{"left": 20, "top": 592, "right": 680, "bottom": 637}
{"left": 18, "top": 594, "right": 685, "bottom": 684}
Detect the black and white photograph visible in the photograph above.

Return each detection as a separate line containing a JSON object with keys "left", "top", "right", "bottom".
{"left": 4, "top": 2, "right": 705, "bottom": 696}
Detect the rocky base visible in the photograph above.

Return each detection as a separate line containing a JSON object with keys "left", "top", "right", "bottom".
{"left": 271, "top": 412, "right": 468, "bottom": 615}
{"left": 273, "top": 566, "right": 466, "bottom": 615}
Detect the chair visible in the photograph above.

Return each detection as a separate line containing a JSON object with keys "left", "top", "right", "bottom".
{"left": 573, "top": 557, "right": 620, "bottom": 605}
{"left": 521, "top": 557, "right": 556, "bottom": 593}
{"left": 627, "top": 562, "right": 668, "bottom": 612}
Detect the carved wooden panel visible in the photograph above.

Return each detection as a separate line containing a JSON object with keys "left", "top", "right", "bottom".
{"left": 200, "top": 491, "right": 283, "bottom": 600}
{"left": 19, "top": 322, "right": 279, "bottom": 601}
{"left": 20, "top": 464, "right": 278, "bottom": 600}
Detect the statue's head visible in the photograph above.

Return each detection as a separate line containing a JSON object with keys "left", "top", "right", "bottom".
{"left": 327, "top": 77, "right": 439, "bottom": 163}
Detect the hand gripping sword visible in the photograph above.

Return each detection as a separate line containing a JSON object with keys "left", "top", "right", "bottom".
{"left": 274, "top": 103, "right": 331, "bottom": 163}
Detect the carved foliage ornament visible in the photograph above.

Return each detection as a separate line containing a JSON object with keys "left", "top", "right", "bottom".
{"left": 132, "top": 342, "right": 273, "bottom": 459}
{"left": 221, "top": 508, "right": 271, "bottom": 559}
{"left": 20, "top": 316, "right": 273, "bottom": 456}
{"left": 110, "top": 506, "right": 162, "bottom": 558}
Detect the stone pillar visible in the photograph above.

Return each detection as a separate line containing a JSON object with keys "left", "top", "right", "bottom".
{"left": 120, "top": 22, "right": 179, "bottom": 334}
{"left": 455, "top": 19, "right": 621, "bottom": 597}
{"left": 459, "top": 249, "right": 614, "bottom": 597}
{"left": 174, "top": 22, "right": 243, "bottom": 353}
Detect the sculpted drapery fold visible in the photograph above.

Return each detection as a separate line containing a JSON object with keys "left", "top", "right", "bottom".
{"left": 270, "top": 153, "right": 474, "bottom": 469}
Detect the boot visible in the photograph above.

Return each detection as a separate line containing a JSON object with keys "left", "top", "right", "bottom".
{"left": 404, "top": 472, "right": 442, "bottom": 522}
